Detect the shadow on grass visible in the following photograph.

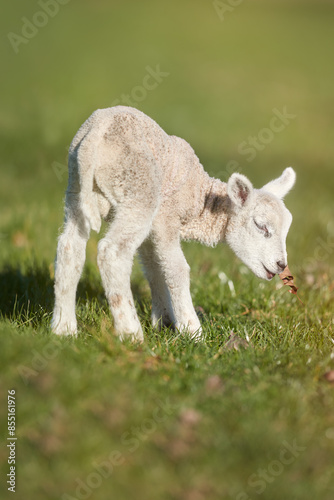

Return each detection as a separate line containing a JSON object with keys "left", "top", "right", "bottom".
{"left": 0, "top": 261, "right": 148, "bottom": 321}
{"left": 0, "top": 261, "right": 104, "bottom": 320}
{"left": 0, "top": 262, "right": 53, "bottom": 320}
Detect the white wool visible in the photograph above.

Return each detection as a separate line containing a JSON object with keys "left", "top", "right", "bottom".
{"left": 51, "top": 106, "right": 296, "bottom": 341}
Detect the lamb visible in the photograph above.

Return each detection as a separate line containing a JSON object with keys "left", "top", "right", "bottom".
{"left": 51, "top": 106, "right": 296, "bottom": 341}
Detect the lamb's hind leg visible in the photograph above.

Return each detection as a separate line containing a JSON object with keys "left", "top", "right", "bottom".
{"left": 51, "top": 194, "right": 89, "bottom": 335}
{"left": 97, "top": 208, "right": 154, "bottom": 342}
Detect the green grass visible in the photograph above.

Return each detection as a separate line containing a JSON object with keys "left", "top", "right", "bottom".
{"left": 1, "top": 1, "right": 334, "bottom": 499}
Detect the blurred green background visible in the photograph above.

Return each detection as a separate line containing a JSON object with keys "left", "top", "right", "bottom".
{"left": 1, "top": 0, "right": 334, "bottom": 271}
{"left": 1, "top": 0, "right": 334, "bottom": 270}
{"left": 1, "top": 1, "right": 334, "bottom": 500}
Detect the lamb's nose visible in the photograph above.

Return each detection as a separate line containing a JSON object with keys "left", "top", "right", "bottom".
{"left": 277, "top": 261, "right": 286, "bottom": 272}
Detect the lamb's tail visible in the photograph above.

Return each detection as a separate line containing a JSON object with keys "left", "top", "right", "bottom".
{"left": 76, "top": 130, "right": 102, "bottom": 234}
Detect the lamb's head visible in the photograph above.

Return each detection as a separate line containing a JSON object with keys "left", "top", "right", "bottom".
{"left": 225, "top": 167, "right": 296, "bottom": 280}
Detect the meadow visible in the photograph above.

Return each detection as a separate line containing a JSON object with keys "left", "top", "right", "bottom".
{"left": 0, "top": 1, "right": 333, "bottom": 499}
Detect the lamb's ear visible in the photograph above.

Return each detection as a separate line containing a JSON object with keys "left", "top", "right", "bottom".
{"left": 262, "top": 167, "right": 296, "bottom": 199}
{"left": 227, "top": 173, "right": 253, "bottom": 208}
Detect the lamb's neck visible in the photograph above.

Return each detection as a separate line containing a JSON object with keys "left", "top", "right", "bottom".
{"left": 180, "top": 170, "right": 231, "bottom": 247}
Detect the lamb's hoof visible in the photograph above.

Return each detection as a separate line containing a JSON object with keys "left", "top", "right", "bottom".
{"left": 190, "top": 327, "right": 205, "bottom": 342}
{"left": 118, "top": 329, "right": 144, "bottom": 344}
{"left": 176, "top": 320, "right": 204, "bottom": 342}
{"left": 51, "top": 320, "right": 78, "bottom": 336}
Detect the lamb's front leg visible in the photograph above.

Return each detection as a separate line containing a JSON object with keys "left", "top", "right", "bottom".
{"left": 159, "top": 241, "right": 203, "bottom": 340}
{"left": 139, "top": 239, "right": 175, "bottom": 329}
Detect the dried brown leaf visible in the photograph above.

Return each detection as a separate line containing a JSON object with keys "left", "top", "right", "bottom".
{"left": 323, "top": 370, "right": 334, "bottom": 383}
{"left": 179, "top": 408, "right": 202, "bottom": 426}
{"left": 223, "top": 332, "right": 249, "bottom": 351}
{"left": 279, "top": 265, "right": 303, "bottom": 305}
{"left": 205, "top": 375, "right": 224, "bottom": 393}
{"left": 143, "top": 355, "right": 160, "bottom": 371}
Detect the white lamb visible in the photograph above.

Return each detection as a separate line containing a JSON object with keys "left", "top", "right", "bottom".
{"left": 51, "top": 106, "right": 296, "bottom": 341}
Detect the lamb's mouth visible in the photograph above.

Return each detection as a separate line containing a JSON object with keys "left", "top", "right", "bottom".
{"left": 263, "top": 265, "right": 276, "bottom": 280}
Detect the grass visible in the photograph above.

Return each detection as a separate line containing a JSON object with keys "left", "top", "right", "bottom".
{"left": 1, "top": 1, "right": 334, "bottom": 499}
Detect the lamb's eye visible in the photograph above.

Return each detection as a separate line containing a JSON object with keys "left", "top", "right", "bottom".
{"left": 254, "top": 219, "right": 270, "bottom": 237}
